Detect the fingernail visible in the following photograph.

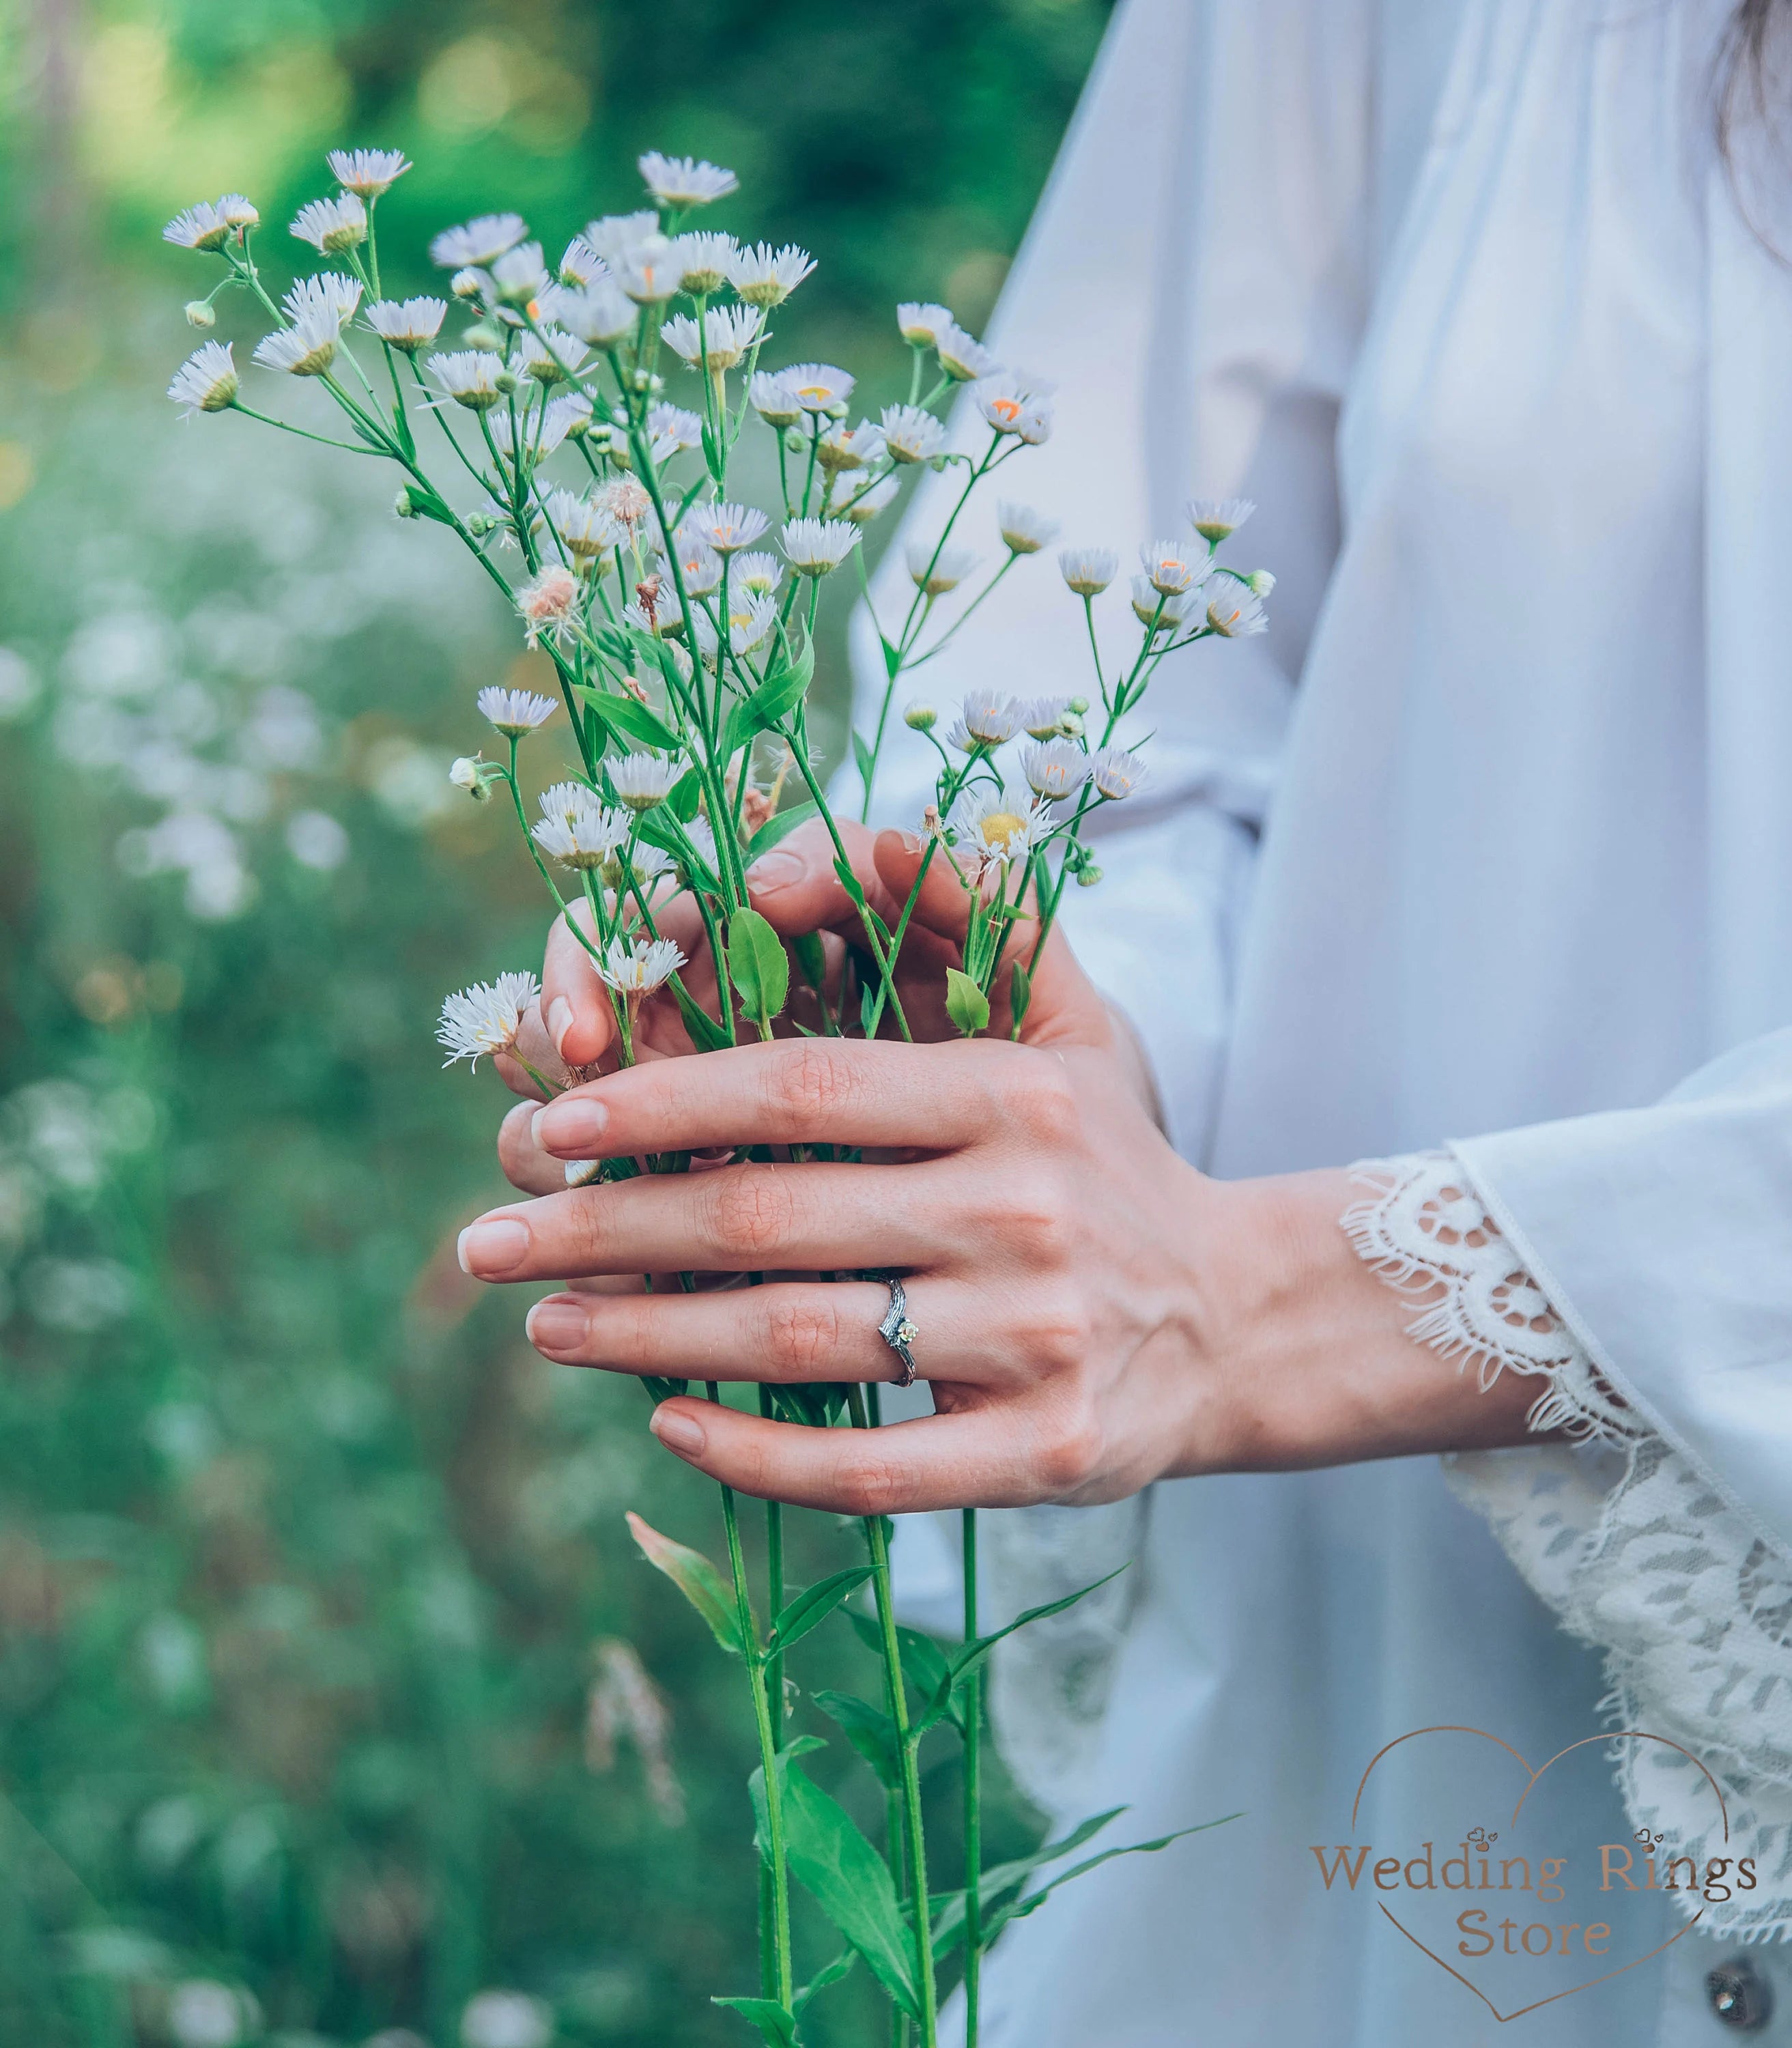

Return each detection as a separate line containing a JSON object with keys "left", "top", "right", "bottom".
{"left": 747, "top": 847, "right": 805, "bottom": 891}
{"left": 526, "top": 1299, "right": 588, "bottom": 1354}
{"left": 537, "top": 1097, "right": 608, "bottom": 1154}
{"left": 546, "top": 995, "right": 574, "bottom": 1055}
{"left": 650, "top": 1406, "right": 706, "bottom": 1456}
{"left": 457, "top": 1217, "right": 530, "bottom": 1275}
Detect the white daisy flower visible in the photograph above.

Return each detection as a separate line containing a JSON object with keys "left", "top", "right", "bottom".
{"left": 489, "top": 406, "right": 573, "bottom": 466}
{"left": 734, "top": 551, "right": 782, "bottom": 595}
{"left": 598, "top": 933, "right": 687, "bottom": 997}
{"left": 1089, "top": 745, "right": 1148, "bottom": 800}
{"left": 625, "top": 843, "right": 677, "bottom": 888}
{"left": 907, "top": 539, "right": 978, "bottom": 596}
{"left": 778, "top": 361, "right": 855, "bottom": 414}
{"left": 616, "top": 236, "right": 683, "bottom": 304}
{"left": 517, "top": 326, "right": 588, "bottom": 383}
{"left": 936, "top": 322, "right": 999, "bottom": 382}
{"left": 684, "top": 502, "right": 770, "bottom": 554}
{"left": 780, "top": 517, "right": 860, "bottom": 576}
{"left": 639, "top": 152, "right": 739, "bottom": 208}
{"left": 843, "top": 476, "right": 899, "bottom": 524}
{"left": 551, "top": 279, "right": 637, "bottom": 347}
{"left": 547, "top": 390, "right": 595, "bottom": 443}
{"left": 544, "top": 489, "right": 623, "bottom": 563}
{"left": 948, "top": 787, "right": 1049, "bottom": 870}
{"left": 817, "top": 420, "right": 885, "bottom": 472}
{"left": 1139, "top": 538, "right": 1213, "bottom": 595}
{"left": 1021, "top": 739, "right": 1089, "bottom": 800}
{"left": 364, "top": 296, "right": 446, "bottom": 352}
{"left": 167, "top": 341, "right": 238, "bottom": 416}
{"left": 515, "top": 565, "right": 581, "bottom": 648}
{"left": 977, "top": 376, "right": 1053, "bottom": 442}
{"left": 998, "top": 501, "right": 1059, "bottom": 554}
{"left": 644, "top": 401, "right": 703, "bottom": 461}
{"left": 533, "top": 784, "right": 626, "bottom": 868}
{"left": 425, "top": 350, "right": 506, "bottom": 410}
{"left": 1187, "top": 496, "right": 1255, "bottom": 543}
{"left": 672, "top": 535, "right": 723, "bottom": 597}
{"left": 748, "top": 371, "right": 803, "bottom": 425}
{"left": 162, "top": 198, "right": 242, "bottom": 251}
{"left": 290, "top": 192, "right": 367, "bottom": 254}
{"left": 253, "top": 310, "right": 339, "bottom": 378}
{"left": 728, "top": 242, "right": 814, "bottom": 307}
{"left": 449, "top": 266, "right": 490, "bottom": 303}
{"left": 1130, "top": 573, "right": 1198, "bottom": 629}
{"left": 679, "top": 815, "right": 720, "bottom": 878}
{"left": 956, "top": 690, "right": 1022, "bottom": 746}
{"left": 606, "top": 752, "right": 686, "bottom": 810}
{"left": 1058, "top": 547, "right": 1120, "bottom": 596}
{"left": 661, "top": 304, "right": 763, "bottom": 371}
{"left": 219, "top": 194, "right": 259, "bottom": 229}
{"left": 1204, "top": 579, "right": 1269, "bottom": 636}
{"left": 897, "top": 301, "right": 954, "bottom": 346}
{"left": 283, "top": 272, "right": 362, "bottom": 327}
{"left": 598, "top": 477, "right": 653, "bottom": 528}
{"left": 477, "top": 687, "right": 558, "bottom": 735}
{"left": 1015, "top": 695, "right": 1072, "bottom": 739}
{"left": 558, "top": 234, "right": 607, "bottom": 287}
{"left": 694, "top": 591, "right": 778, "bottom": 660}
{"left": 430, "top": 213, "right": 529, "bottom": 269}
{"left": 327, "top": 147, "right": 412, "bottom": 197}
{"left": 673, "top": 231, "right": 739, "bottom": 296}
{"left": 584, "top": 210, "right": 660, "bottom": 266}
{"left": 488, "top": 241, "right": 547, "bottom": 307}
{"left": 437, "top": 971, "right": 541, "bottom": 1068}
{"left": 880, "top": 403, "right": 946, "bottom": 464}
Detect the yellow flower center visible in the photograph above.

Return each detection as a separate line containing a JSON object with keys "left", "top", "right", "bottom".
{"left": 989, "top": 397, "right": 1023, "bottom": 423}
{"left": 797, "top": 384, "right": 831, "bottom": 403}
{"left": 980, "top": 811, "right": 1027, "bottom": 850}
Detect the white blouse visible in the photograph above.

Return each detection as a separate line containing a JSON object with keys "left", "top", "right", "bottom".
{"left": 853, "top": 0, "right": 1792, "bottom": 2038}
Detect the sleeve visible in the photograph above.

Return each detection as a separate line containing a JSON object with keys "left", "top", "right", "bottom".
{"left": 1343, "top": 1034, "right": 1792, "bottom": 1940}
{"left": 846, "top": 0, "right": 1375, "bottom": 1160}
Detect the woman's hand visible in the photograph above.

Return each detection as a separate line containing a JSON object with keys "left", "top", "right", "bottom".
{"left": 466, "top": 918, "right": 1544, "bottom": 1513}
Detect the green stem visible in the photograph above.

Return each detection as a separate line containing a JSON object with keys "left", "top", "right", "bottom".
{"left": 962, "top": 1508, "right": 982, "bottom": 2045}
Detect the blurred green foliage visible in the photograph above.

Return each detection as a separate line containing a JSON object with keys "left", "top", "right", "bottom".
{"left": 0, "top": 0, "right": 1111, "bottom": 2043}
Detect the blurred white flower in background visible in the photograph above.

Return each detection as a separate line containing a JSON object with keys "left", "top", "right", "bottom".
{"left": 167, "top": 1978, "right": 258, "bottom": 2048}
{"left": 461, "top": 1989, "right": 554, "bottom": 2048}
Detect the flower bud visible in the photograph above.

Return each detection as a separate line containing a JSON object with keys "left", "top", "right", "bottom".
{"left": 1059, "top": 711, "right": 1085, "bottom": 738}
{"left": 466, "top": 511, "right": 501, "bottom": 538}
{"left": 1067, "top": 695, "right": 1090, "bottom": 715}
{"left": 494, "top": 368, "right": 520, "bottom": 395}
{"left": 394, "top": 487, "right": 418, "bottom": 518}
{"left": 449, "top": 756, "right": 494, "bottom": 803}
{"left": 461, "top": 322, "right": 503, "bottom": 351}
{"left": 903, "top": 700, "right": 937, "bottom": 731}
{"left": 1077, "top": 864, "right": 1103, "bottom": 887}
{"left": 184, "top": 300, "right": 216, "bottom": 330}
{"left": 1247, "top": 569, "right": 1277, "bottom": 597}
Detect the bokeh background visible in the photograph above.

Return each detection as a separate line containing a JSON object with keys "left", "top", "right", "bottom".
{"left": 0, "top": 1, "right": 1113, "bottom": 2044}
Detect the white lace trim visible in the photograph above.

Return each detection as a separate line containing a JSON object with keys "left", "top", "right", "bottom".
{"left": 1348, "top": 1150, "right": 1792, "bottom": 1942}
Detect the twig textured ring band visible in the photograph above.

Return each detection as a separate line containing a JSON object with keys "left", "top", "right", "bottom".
{"left": 877, "top": 1275, "right": 919, "bottom": 1388}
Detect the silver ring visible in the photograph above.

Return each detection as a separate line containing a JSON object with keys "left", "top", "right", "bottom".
{"left": 877, "top": 1276, "right": 919, "bottom": 1388}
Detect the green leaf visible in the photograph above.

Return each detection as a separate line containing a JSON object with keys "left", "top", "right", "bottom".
{"left": 575, "top": 684, "right": 681, "bottom": 754}
{"left": 672, "top": 977, "right": 735, "bottom": 1053}
{"left": 625, "top": 1510, "right": 745, "bottom": 1655}
{"left": 670, "top": 765, "right": 704, "bottom": 821}
{"left": 990, "top": 1814, "right": 1242, "bottom": 1941}
{"left": 744, "top": 800, "right": 819, "bottom": 870}
{"left": 747, "top": 642, "right": 814, "bottom": 730}
{"left": 914, "top": 1567, "right": 1129, "bottom": 1735}
{"left": 640, "top": 1375, "right": 689, "bottom": 1406}
{"left": 728, "top": 907, "right": 791, "bottom": 1025}
{"left": 713, "top": 1997, "right": 796, "bottom": 2048}
{"left": 944, "top": 967, "right": 990, "bottom": 1038}
{"left": 852, "top": 729, "right": 875, "bottom": 793}
{"left": 795, "top": 1948, "right": 859, "bottom": 2010}
{"left": 1008, "top": 958, "right": 1032, "bottom": 1036}
{"left": 812, "top": 1689, "right": 901, "bottom": 1791}
{"left": 790, "top": 928, "right": 827, "bottom": 995}
{"left": 780, "top": 1758, "right": 920, "bottom": 2015}
{"left": 926, "top": 1808, "right": 1126, "bottom": 1959}
{"left": 831, "top": 857, "right": 893, "bottom": 945}
{"left": 846, "top": 1612, "right": 956, "bottom": 1727}
{"left": 771, "top": 1567, "right": 876, "bottom": 1653}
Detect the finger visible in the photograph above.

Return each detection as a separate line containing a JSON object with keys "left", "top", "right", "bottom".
{"left": 745, "top": 816, "right": 910, "bottom": 939}
{"left": 456, "top": 1156, "right": 955, "bottom": 1281}
{"left": 528, "top": 1035, "right": 1016, "bottom": 1161}
{"left": 643, "top": 1397, "right": 1072, "bottom": 1513}
{"left": 524, "top": 1276, "right": 991, "bottom": 1382}
{"left": 541, "top": 906, "right": 616, "bottom": 1068}
{"left": 498, "top": 1098, "right": 570, "bottom": 1194}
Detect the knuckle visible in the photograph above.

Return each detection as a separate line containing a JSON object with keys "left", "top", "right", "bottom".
{"left": 997, "top": 1048, "right": 1080, "bottom": 1146}
{"left": 702, "top": 1167, "right": 795, "bottom": 1260}
{"left": 996, "top": 1178, "right": 1075, "bottom": 1268}
{"left": 761, "top": 1041, "right": 857, "bottom": 1128}
{"left": 1036, "top": 1405, "right": 1103, "bottom": 1495}
{"left": 761, "top": 1294, "right": 840, "bottom": 1376}
{"left": 834, "top": 1447, "right": 905, "bottom": 1518}
{"left": 1020, "top": 1290, "right": 1092, "bottom": 1374}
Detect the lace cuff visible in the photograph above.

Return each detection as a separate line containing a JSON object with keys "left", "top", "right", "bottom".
{"left": 1345, "top": 1150, "right": 1792, "bottom": 1942}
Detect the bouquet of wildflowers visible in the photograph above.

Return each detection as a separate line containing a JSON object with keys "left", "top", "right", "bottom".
{"left": 161, "top": 143, "right": 1264, "bottom": 2047}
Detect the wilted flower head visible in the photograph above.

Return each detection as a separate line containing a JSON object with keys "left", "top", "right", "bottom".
{"left": 897, "top": 301, "right": 954, "bottom": 346}
{"left": 515, "top": 567, "right": 581, "bottom": 647}
{"left": 430, "top": 213, "right": 528, "bottom": 269}
{"left": 252, "top": 310, "right": 339, "bottom": 378}
{"left": 327, "top": 147, "right": 412, "bottom": 197}
{"left": 640, "top": 151, "right": 739, "bottom": 208}
{"left": 936, "top": 322, "right": 999, "bottom": 382}
{"left": 167, "top": 341, "right": 238, "bottom": 416}
{"left": 1090, "top": 745, "right": 1148, "bottom": 799}
{"left": 1187, "top": 496, "right": 1255, "bottom": 543}
{"left": 1059, "top": 547, "right": 1119, "bottom": 597}
{"left": 1021, "top": 739, "right": 1089, "bottom": 800}
{"left": 291, "top": 192, "right": 367, "bottom": 253}
{"left": 437, "top": 973, "right": 541, "bottom": 1069}
{"left": 598, "top": 476, "right": 653, "bottom": 528}
{"left": 365, "top": 296, "right": 446, "bottom": 352}
{"left": 283, "top": 272, "right": 362, "bottom": 328}
{"left": 426, "top": 350, "right": 505, "bottom": 410}
{"left": 956, "top": 690, "right": 1022, "bottom": 746}
{"left": 685, "top": 502, "right": 770, "bottom": 554}
{"left": 907, "top": 539, "right": 978, "bottom": 597}
{"left": 843, "top": 476, "right": 899, "bottom": 524}
{"left": 662, "top": 304, "right": 763, "bottom": 371}
{"left": 734, "top": 551, "right": 782, "bottom": 596}
{"left": 780, "top": 517, "right": 859, "bottom": 576}
{"left": 672, "top": 230, "right": 738, "bottom": 295}
{"left": 778, "top": 361, "right": 855, "bottom": 414}
{"left": 1130, "top": 573, "right": 1198, "bottom": 629}
{"left": 999, "top": 502, "right": 1060, "bottom": 554}
{"left": 729, "top": 242, "right": 814, "bottom": 306}
{"left": 599, "top": 934, "right": 687, "bottom": 997}
{"left": 606, "top": 752, "right": 686, "bottom": 810}
{"left": 163, "top": 197, "right": 257, "bottom": 251}
{"left": 1204, "top": 579, "right": 1269, "bottom": 636}
{"left": 1139, "top": 539, "right": 1213, "bottom": 595}
{"left": 477, "top": 687, "right": 558, "bottom": 735}
{"left": 880, "top": 403, "right": 947, "bottom": 464}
